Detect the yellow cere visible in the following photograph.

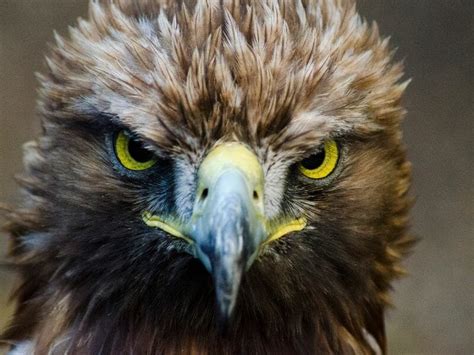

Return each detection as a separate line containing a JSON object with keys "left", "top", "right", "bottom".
{"left": 115, "top": 130, "right": 157, "bottom": 171}
{"left": 199, "top": 143, "right": 264, "bottom": 187}
{"left": 142, "top": 212, "right": 193, "bottom": 244}
{"left": 299, "top": 140, "right": 339, "bottom": 179}
{"left": 264, "top": 218, "right": 307, "bottom": 245}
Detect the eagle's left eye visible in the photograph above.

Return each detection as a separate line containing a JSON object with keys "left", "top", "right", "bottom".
{"left": 299, "top": 140, "right": 339, "bottom": 179}
{"left": 114, "top": 130, "right": 157, "bottom": 171}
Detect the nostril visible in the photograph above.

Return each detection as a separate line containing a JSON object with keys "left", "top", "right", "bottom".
{"left": 201, "top": 188, "right": 209, "bottom": 201}
{"left": 253, "top": 190, "right": 259, "bottom": 200}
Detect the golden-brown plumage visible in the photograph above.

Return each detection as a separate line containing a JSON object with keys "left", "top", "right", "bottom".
{"left": 2, "top": 1, "right": 413, "bottom": 354}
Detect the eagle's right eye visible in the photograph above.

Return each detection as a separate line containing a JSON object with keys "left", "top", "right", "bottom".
{"left": 114, "top": 130, "right": 157, "bottom": 171}
{"left": 299, "top": 140, "right": 339, "bottom": 180}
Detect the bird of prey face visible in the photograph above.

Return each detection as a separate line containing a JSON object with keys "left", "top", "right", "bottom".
{"left": 2, "top": 0, "right": 413, "bottom": 354}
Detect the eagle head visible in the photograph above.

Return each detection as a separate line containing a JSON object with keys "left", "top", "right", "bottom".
{"left": 3, "top": 0, "right": 413, "bottom": 353}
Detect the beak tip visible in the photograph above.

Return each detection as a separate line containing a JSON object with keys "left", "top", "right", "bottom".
{"left": 216, "top": 296, "right": 236, "bottom": 332}
{"left": 213, "top": 263, "right": 242, "bottom": 328}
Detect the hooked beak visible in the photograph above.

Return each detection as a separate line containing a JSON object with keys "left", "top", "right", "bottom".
{"left": 143, "top": 142, "right": 307, "bottom": 324}
{"left": 189, "top": 143, "right": 266, "bottom": 323}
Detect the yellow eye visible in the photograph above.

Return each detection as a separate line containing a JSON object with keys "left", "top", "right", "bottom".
{"left": 115, "top": 130, "right": 157, "bottom": 171}
{"left": 299, "top": 140, "right": 339, "bottom": 179}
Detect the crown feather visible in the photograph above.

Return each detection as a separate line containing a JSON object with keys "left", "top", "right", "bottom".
{"left": 38, "top": 0, "right": 408, "bottom": 156}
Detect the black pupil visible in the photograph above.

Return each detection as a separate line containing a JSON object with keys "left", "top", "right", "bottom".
{"left": 301, "top": 150, "right": 325, "bottom": 170}
{"left": 128, "top": 138, "right": 154, "bottom": 163}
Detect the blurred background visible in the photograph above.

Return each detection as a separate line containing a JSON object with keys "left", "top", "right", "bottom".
{"left": 0, "top": 1, "right": 472, "bottom": 353}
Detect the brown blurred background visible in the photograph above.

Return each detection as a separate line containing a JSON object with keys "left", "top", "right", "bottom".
{"left": 0, "top": 1, "right": 472, "bottom": 354}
